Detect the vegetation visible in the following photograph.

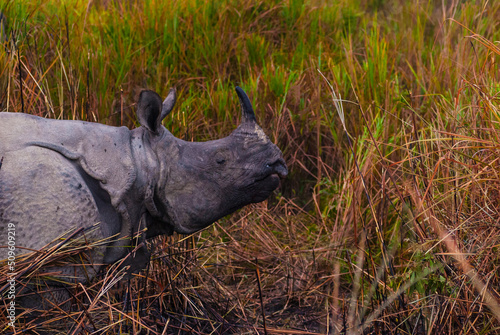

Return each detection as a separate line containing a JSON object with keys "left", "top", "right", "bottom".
{"left": 1, "top": 0, "right": 499, "bottom": 333}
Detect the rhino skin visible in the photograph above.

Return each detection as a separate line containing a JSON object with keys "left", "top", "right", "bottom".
{"left": 0, "top": 86, "right": 287, "bottom": 282}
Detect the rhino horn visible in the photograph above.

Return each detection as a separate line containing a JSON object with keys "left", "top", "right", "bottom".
{"left": 161, "top": 88, "right": 177, "bottom": 120}
{"left": 235, "top": 86, "right": 256, "bottom": 123}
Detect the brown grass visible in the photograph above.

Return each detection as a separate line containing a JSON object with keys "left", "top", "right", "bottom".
{"left": 1, "top": 0, "right": 500, "bottom": 334}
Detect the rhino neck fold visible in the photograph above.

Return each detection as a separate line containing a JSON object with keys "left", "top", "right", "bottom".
{"left": 130, "top": 127, "right": 178, "bottom": 237}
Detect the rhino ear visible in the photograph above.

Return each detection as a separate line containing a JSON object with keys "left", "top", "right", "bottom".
{"left": 161, "top": 88, "right": 177, "bottom": 120}
{"left": 137, "top": 90, "right": 163, "bottom": 134}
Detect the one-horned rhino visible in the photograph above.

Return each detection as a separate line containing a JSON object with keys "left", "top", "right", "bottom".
{"left": 0, "top": 86, "right": 287, "bottom": 283}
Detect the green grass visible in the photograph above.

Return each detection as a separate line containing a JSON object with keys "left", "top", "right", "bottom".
{"left": 1, "top": 0, "right": 500, "bottom": 333}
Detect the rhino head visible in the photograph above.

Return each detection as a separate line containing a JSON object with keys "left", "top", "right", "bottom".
{"left": 133, "top": 87, "right": 288, "bottom": 236}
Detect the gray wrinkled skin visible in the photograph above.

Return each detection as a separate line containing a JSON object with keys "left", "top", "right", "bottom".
{"left": 0, "top": 87, "right": 287, "bottom": 284}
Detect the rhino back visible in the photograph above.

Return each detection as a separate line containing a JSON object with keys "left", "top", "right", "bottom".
{"left": 0, "top": 112, "right": 136, "bottom": 207}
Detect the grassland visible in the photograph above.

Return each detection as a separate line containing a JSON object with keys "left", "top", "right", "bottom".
{"left": 1, "top": 0, "right": 500, "bottom": 333}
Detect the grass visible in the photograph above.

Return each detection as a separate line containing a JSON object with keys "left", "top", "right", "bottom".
{"left": 1, "top": 0, "right": 500, "bottom": 333}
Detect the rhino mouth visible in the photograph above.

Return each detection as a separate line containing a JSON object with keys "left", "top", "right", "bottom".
{"left": 250, "top": 175, "right": 280, "bottom": 203}
{"left": 251, "top": 160, "right": 287, "bottom": 202}
{"left": 255, "top": 173, "right": 280, "bottom": 185}
{"left": 255, "top": 171, "right": 285, "bottom": 188}
{"left": 258, "top": 158, "right": 288, "bottom": 182}
{"left": 264, "top": 173, "right": 281, "bottom": 190}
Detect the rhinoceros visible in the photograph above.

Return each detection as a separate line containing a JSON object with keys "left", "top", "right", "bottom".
{"left": 0, "top": 87, "right": 287, "bottom": 288}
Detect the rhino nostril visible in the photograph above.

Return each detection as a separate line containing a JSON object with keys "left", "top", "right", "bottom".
{"left": 266, "top": 159, "right": 288, "bottom": 178}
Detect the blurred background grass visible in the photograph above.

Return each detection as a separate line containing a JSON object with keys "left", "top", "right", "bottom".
{"left": 1, "top": 0, "right": 500, "bottom": 334}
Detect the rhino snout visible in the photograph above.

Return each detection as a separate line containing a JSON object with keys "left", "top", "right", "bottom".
{"left": 266, "top": 158, "right": 288, "bottom": 179}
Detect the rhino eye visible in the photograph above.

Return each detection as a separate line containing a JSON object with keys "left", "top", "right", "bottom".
{"left": 214, "top": 150, "right": 229, "bottom": 165}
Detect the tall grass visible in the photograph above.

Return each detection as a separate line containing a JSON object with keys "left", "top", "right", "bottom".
{"left": 1, "top": 0, "right": 500, "bottom": 333}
